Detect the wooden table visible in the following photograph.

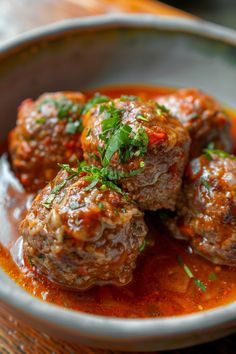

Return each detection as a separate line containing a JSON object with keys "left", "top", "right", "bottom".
{"left": 0, "top": 1, "right": 235, "bottom": 353}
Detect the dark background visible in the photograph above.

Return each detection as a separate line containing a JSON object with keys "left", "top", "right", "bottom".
{"left": 162, "top": 0, "right": 236, "bottom": 29}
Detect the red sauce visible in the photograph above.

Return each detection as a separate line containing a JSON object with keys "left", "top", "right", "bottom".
{"left": 1, "top": 85, "right": 236, "bottom": 318}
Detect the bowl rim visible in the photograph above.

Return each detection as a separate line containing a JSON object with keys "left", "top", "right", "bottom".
{"left": 1, "top": 13, "right": 236, "bottom": 340}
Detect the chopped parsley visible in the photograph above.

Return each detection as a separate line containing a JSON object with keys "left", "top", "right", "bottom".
{"left": 140, "top": 161, "right": 145, "bottom": 168}
{"left": 86, "top": 128, "right": 91, "bottom": 137}
{"left": 120, "top": 95, "right": 139, "bottom": 101}
{"left": 204, "top": 148, "right": 236, "bottom": 161}
{"left": 69, "top": 201, "right": 80, "bottom": 210}
{"left": 177, "top": 255, "right": 207, "bottom": 292}
{"left": 102, "top": 124, "right": 132, "bottom": 167}
{"left": 43, "top": 194, "right": 56, "bottom": 209}
{"left": 139, "top": 239, "right": 147, "bottom": 252}
{"left": 42, "top": 157, "right": 144, "bottom": 209}
{"left": 65, "top": 119, "right": 83, "bottom": 134}
{"left": 89, "top": 153, "right": 100, "bottom": 161}
{"left": 194, "top": 278, "right": 207, "bottom": 292}
{"left": 82, "top": 93, "right": 109, "bottom": 114}
{"left": 98, "top": 102, "right": 148, "bottom": 167}
{"left": 36, "top": 117, "right": 46, "bottom": 125}
{"left": 207, "top": 142, "right": 215, "bottom": 150}
{"left": 200, "top": 177, "right": 211, "bottom": 190}
{"left": 187, "top": 112, "right": 198, "bottom": 120}
{"left": 42, "top": 179, "right": 67, "bottom": 209}
{"left": 98, "top": 202, "right": 104, "bottom": 209}
{"left": 156, "top": 102, "right": 170, "bottom": 115}
{"left": 136, "top": 114, "right": 149, "bottom": 122}
{"left": 38, "top": 97, "right": 82, "bottom": 120}
{"left": 51, "top": 179, "right": 67, "bottom": 193}
{"left": 208, "top": 272, "right": 218, "bottom": 281}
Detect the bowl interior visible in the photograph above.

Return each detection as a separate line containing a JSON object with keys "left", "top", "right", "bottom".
{"left": 0, "top": 16, "right": 236, "bottom": 143}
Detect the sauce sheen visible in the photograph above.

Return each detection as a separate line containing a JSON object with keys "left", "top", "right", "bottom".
{"left": 1, "top": 86, "right": 236, "bottom": 318}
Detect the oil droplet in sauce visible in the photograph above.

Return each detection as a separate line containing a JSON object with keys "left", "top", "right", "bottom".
{"left": 0, "top": 86, "right": 236, "bottom": 318}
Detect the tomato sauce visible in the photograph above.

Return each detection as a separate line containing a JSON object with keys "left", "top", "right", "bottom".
{"left": 1, "top": 86, "right": 236, "bottom": 318}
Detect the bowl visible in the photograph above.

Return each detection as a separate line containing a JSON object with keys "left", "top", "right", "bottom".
{"left": 1, "top": 14, "right": 236, "bottom": 351}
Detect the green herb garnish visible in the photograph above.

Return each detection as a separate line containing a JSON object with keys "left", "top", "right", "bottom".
{"left": 102, "top": 124, "right": 132, "bottom": 166}
{"left": 139, "top": 239, "right": 147, "bottom": 252}
{"left": 36, "top": 117, "right": 46, "bottom": 125}
{"left": 38, "top": 97, "right": 82, "bottom": 120}
{"left": 98, "top": 102, "right": 148, "bottom": 166}
{"left": 86, "top": 128, "right": 91, "bottom": 137}
{"left": 82, "top": 93, "right": 109, "bottom": 114}
{"left": 120, "top": 95, "right": 139, "bottom": 101}
{"left": 156, "top": 102, "right": 170, "bottom": 115}
{"left": 57, "top": 162, "right": 141, "bottom": 200}
{"left": 42, "top": 179, "right": 67, "bottom": 209}
{"left": 200, "top": 177, "right": 211, "bottom": 190}
{"left": 51, "top": 180, "right": 67, "bottom": 194}
{"left": 136, "top": 114, "right": 149, "bottom": 122}
{"left": 187, "top": 113, "right": 198, "bottom": 120}
{"left": 42, "top": 194, "right": 57, "bottom": 209}
{"left": 208, "top": 272, "right": 218, "bottom": 281}
{"left": 204, "top": 148, "right": 236, "bottom": 161}
{"left": 177, "top": 255, "right": 207, "bottom": 292}
{"left": 65, "top": 119, "right": 83, "bottom": 134}
{"left": 69, "top": 201, "right": 80, "bottom": 210}
{"left": 194, "top": 279, "right": 207, "bottom": 292}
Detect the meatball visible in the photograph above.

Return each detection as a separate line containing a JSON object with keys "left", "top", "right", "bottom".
{"left": 81, "top": 96, "right": 190, "bottom": 211}
{"left": 157, "top": 88, "right": 232, "bottom": 158}
{"left": 9, "top": 92, "right": 85, "bottom": 192}
{"left": 166, "top": 150, "right": 236, "bottom": 266}
{"left": 20, "top": 166, "right": 147, "bottom": 290}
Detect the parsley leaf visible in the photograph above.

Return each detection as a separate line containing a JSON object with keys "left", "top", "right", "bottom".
{"left": 139, "top": 239, "right": 147, "bottom": 252}
{"left": 42, "top": 194, "right": 56, "bottom": 209}
{"left": 102, "top": 124, "right": 132, "bottom": 167}
{"left": 177, "top": 255, "right": 207, "bottom": 292}
{"left": 120, "top": 95, "right": 139, "bottom": 101}
{"left": 204, "top": 148, "right": 236, "bottom": 161}
{"left": 82, "top": 93, "right": 109, "bottom": 114}
{"left": 200, "top": 177, "right": 211, "bottom": 190}
{"left": 42, "top": 179, "right": 67, "bottom": 209}
{"left": 36, "top": 117, "right": 46, "bottom": 125}
{"left": 136, "top": 114, "right": 149, "bottom": 122}
{"left": 208, "top": 272, "right": 218, "bottom": 281}
{"left": 98, "top": 102, "right": 149, "bottom": 166}
{"left": 58, "top": 162, "right": 138, "bottom": 198}
{"left": 65, "top": 120, "right": 83, "bottom": 134}
{"left": 156, "top": 102, "right": 170, "bottom": 115}
{"left": 38, "top": 97, "right": 82, "bottom": 120}
{"left": 194, "top": 279, "right": 207, "bottom": 292}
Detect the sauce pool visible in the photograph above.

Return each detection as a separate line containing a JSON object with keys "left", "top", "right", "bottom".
{"left": 1, "top": 85, "right": 236, "bottom": 318}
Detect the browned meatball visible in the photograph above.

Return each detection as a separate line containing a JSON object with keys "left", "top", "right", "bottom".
{"left": 166, "top": 150, "right": 236, "bottom": 266}
{"left": 157, "top": 88, "right": 232, "bottom": 158}
{"left": 9, "top": 92, "right": 85, "bottom": 192}
{"left": 20, "top": 165, "right": 147, "bottom": 290}
{"left": 81, "top": 96, "right": 190, "bottom": 211}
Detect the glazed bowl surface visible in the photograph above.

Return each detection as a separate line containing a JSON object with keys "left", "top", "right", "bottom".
{"left": 1, "top": 14, "right": 236, "bottom": 351}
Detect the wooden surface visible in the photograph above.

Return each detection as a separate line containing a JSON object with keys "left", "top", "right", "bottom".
{"left": 0, "top": 1, "right": 234, "bottom": 353}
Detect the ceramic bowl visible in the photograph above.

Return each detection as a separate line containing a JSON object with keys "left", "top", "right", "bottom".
{"left": 1, "top": 14, "right": 236, "bottom": 351}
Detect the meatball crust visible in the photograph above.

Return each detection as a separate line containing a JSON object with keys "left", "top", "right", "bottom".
{"left": 81, "top": 97, "right": 190, "bottom": 211}
{"left": 9, "top": 92, "right": 85, "bottom": 192}
{"left": 20, "top": 169, "right": 147, "bottom": 290}
{"left": 157, "top": 88, "right": 232, "bottom": 158}
{"left": 167, "top": 151, "right": 236, "bottom": 266}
